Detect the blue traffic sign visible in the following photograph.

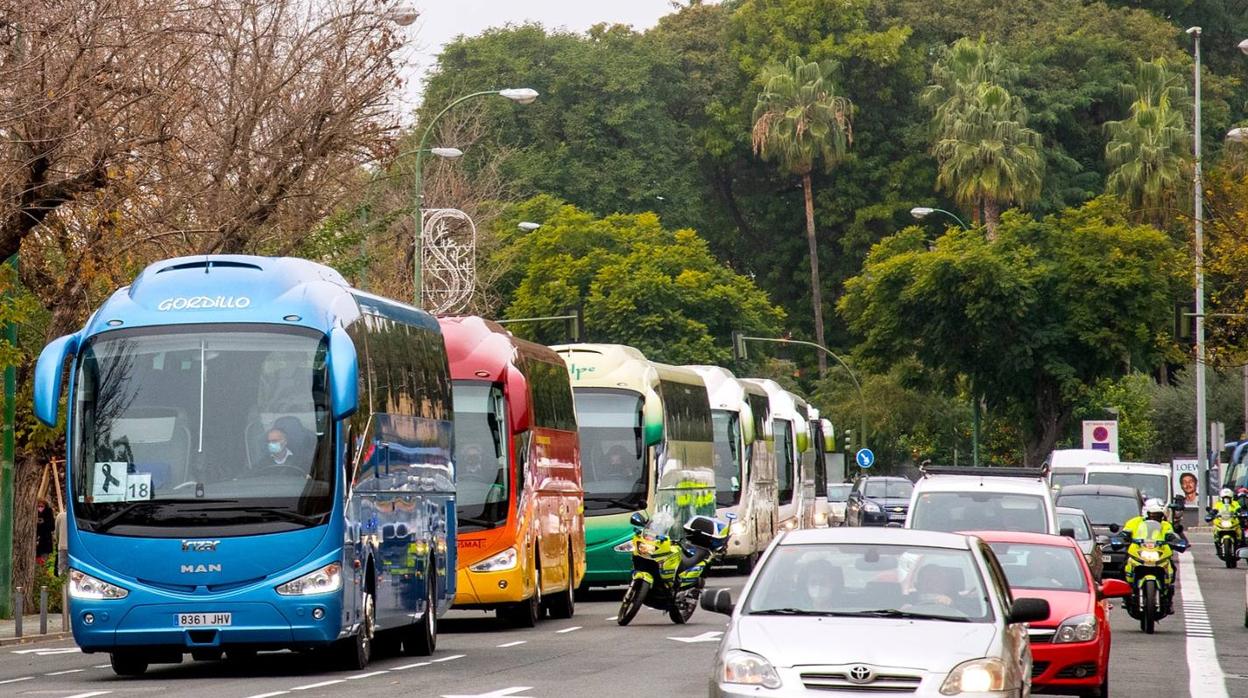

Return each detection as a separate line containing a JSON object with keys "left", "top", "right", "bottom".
{"left": 856, "top": 448, "right": 875, "bottom": 469}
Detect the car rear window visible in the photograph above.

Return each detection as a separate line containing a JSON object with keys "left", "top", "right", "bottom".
{"left": 987, "top": 542, "right": 1088, "bottom": 593}
{"left": 910, "top": 492, "right": 1048, "bottom": 533}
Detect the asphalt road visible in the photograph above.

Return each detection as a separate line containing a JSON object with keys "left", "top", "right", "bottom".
{"left": 1, "top": 540, "right": 1246, "bottom": 698}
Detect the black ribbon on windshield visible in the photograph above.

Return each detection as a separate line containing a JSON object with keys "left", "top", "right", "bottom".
{"left": 100, "top": 463, "right": 122, "bottom": 493}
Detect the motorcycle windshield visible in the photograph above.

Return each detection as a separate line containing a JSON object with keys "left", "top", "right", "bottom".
{"left": 1137, "top": 519, "right": 1164, "bottom": 543}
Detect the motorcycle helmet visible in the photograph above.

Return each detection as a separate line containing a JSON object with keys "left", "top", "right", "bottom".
{"left": 1143, "top": 498, "right": 1166, "bottom": 520}
{"left": 1221, "top": 488, "right": 1234, "bottom": 502}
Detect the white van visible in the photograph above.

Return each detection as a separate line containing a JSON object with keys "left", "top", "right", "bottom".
{"left": 905, "top": 466, "right": 1059, "bottom": 535}
{"left": 1083, "top": 462, "right": 1171, "bottom": 503}
{"left": 1047, "top": 448, "right": 1119, "bottom": 491}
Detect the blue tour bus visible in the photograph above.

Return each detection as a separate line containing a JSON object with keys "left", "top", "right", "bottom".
{"left": 33, "top": 255, "right": 456, "bottom": 675}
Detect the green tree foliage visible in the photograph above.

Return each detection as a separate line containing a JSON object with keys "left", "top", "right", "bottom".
{"left": 752, "top": 56, "right": 854, "bottom": 372}
{"left": 925, "top": 38, "right": 1045, "bottom": 236}
{"left": 840, "top": 197, "right": 1183, "bottom": 464}
{"left": 1150, "top": 365, "right": 1246, "bottom": 456}
{"left": 1104, "top": 59, "right": 1191, "bottom": 224}
{"left": 1069, "top": 373, "right": 1162, "bottom": 461}
{"left": 493, "top": 196, "right": 785, "bottom": 365}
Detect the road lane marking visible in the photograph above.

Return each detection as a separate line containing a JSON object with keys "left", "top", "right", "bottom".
{"left": 497, "top": 640, "right": 526, "bottom": 647}
{"left": 606, "top": 616, "right": 618, "bottom": 621}
{"left": 291, "top": 679, "right": 345, "bottom": 690}
{"left": 1178, "top": 557, "right": 1229, "bottom": 698}
{"left": 393, "top": 661, "right": 432, "bottom": 670}
{"left": 93, "top": 664, "right": 110, "bottom": 669}
{"left": 0, "top": 676, "right": 33, "bottom": 685}
{"left": 554, "top": 626, "right": 581, "bottom": 634}
{"left": 667, "top": 630, "right": 723, "bottom": 643}
{"left": 63, "top": 692, "right": 111, "bottom": 698}
{"left": 47, "top": 668, "right": 85, "bottom": 675}
{"left": 432, "top": 654, "right": 466, "bottom": 662}
{"left": 441, "top": 688, "right": 534, "bottom": 698}
{"left": 347, "top": 670, "right": 390, "bottom": 679}
{"left": 10, "top": 647, "right": 79, "bottom": 655}
{"left": 242, "top": 692, "right": 289, "bottom": 698}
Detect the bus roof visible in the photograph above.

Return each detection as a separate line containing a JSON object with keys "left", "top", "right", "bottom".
{"left": 741, "top": 378, "right": 805, "bottom": 422}
{"left": 80, "top": 255, "right": 410, "bottom": 339}
{"left": 553, "top": 343, "right": 704, "bottom": 391}
{"left": 685, "top": 365, "right": 766, "bottom": 413}
{"left": 439, "top": 315, "right": 563, "bottom": 382}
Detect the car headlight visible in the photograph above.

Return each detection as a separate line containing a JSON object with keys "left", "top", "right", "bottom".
{"left": 68, "top": 568, "right": 128, "bottom": 600}
{"left": 722, "top": 649, "right": 782, "bottom": 689}
{"left": 863, "top": 501, "right": 881, "bottom": 513}
{"left": 1054, "top": 613, "right": 1097, "bottom": 643}
{"left": 469, "top": 547, "right": 518, "bottom": 573}
{"left": 940, "top": 657, "right": 1007, "bottom": 695}
{"left": 275, "top": 563, "right": 343, "bottom": 596}
{"left": 1139, "top": 549, "right": 1161, "bottom": 563}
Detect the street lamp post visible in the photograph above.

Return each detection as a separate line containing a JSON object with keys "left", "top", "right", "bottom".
{"left": 1188, "top": 27, "right": 1210, "bottom": 509}
{"left": 910, "top": 206, "right": 984, "bottom": 466}
{"left": 410, "top": 88, "right": 537, "bottom": 307}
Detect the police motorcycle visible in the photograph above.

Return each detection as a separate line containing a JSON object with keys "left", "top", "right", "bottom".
{"left": 1108, "top": 516, "right": 1188, "bottom": 634}
{"left": 1206, "top": 488, "right": 1248, "bottom": 568}
{"left": 617, "top": 509, "right": 731, "bottom": 626}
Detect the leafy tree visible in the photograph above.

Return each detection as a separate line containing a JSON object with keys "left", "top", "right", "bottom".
{"left": 839, "top": 197, "right": 1183, "bottom": 464}
{"left": 1150, "top": 365, "right": 1246, "bottom": 456}
{"left": 925, "top": 38, "right": 1045, "bottom": 236}
{"left": 1069, "top": 373, "right": 1162, "bottom": 461}
{"left": 1104, "top": 59, "right": 1191, "bottom": 225}
{"left": 493, "top": 196, "right": 785, "bottom": 365}
{"left": 751, "top": 56, "right": 854, "bottom": 373}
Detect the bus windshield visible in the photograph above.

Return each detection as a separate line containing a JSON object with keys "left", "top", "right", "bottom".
{"left": 575, "top": 389, "right": 648, "bottom": 516}
{"left": 72, "top": 325, "right": 333, "bottom": 536}
{"left": 712, "top": 410, "right": 741, "bottom": 507}
{"left": 453, "top": 381, "right": 509, "bottom": 532}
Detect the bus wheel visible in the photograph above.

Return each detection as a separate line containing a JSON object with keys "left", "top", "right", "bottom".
{"left": 110, "top": 651, "right": 149, "bottom": 677}
{"left": 736, "top": 553, "right": 759, "bottom": 575}
{"left": 545, "top": 549, "right": 576, "bottom": 620}
{"left": 338, "top": 587, "right": 374, "bottom": 669}
{"left": 501, "top": 558, "right": 542, "bottom": 628}
{"left": 404, "top": 564, "right": 437, "bottom": 656}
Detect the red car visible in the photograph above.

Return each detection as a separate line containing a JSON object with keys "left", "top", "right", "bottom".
{"left": 970, "top": 530, "right": 1130, "bottom": 698}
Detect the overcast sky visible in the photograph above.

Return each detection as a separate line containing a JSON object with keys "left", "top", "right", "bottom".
{"left": 395, "top": 0, "right": 680, "bottom": 111}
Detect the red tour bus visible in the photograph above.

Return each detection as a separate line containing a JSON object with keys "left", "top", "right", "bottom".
{"left": 438, "top": 316, "right": 585, "bottom": 626}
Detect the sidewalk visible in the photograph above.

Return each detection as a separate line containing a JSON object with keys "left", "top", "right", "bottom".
{"left": 0, "top": 613, "right": 72, "bottom": 646}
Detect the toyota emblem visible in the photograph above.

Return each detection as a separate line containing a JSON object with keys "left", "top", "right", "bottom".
{"left": 847, "top": 665, "right": 875, "bottom": 684}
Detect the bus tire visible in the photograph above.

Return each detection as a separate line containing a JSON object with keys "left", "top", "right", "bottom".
{"left": 110, "top": 651, "right": 149, "bottom": 677}
{"left": 545, "top": 548, "right": 576, "bottom": 620}
{"left": 736, "top": 552, "right": 759, "bottom": 575}
{"left": 501, "top": 553, "right": 542, "bottom": 628}
{"left": 337, "top": 585, "right": 374, "bottom": 669}
{"left": 404, "top": 562, "right": 437, "bottom": 656}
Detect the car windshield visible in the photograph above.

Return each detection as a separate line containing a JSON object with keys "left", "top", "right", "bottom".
{"left": 1055, "top": 494, "right": 1139, "bottom": 527}
{"left": 911, "top": 492, "right": 1048, "bottom": 533}
{"left": 1050, "top": 472, "right": 1084, "bottom": 489}
{"left": 452, "top": 381, "right": 509, "bottom": 532}
{"left": 864, "top": 479, "right": 913, "bottom": 499}
{"left": 827, "top": 484, "right": 852, "bottom": 503}
{"left": 744, "top": 543, "right": 992, "bottom": 622}
{"left": 1057, "top": 512, "right": 1091, "bottom": 540}
{"left": 574, "top": 389, "right": 647, "bottom": 516}
{"left": 72, "top": 325, "right": 333, "bottom": 536}
{"left": 712, "top": 410, "right": 742, "bottom": 507}
{"left": 987, "top": 542, "right": 1088, "bottom": 592}
{"left": 1086, "top": 472, "right": 1168, "bottom": 501}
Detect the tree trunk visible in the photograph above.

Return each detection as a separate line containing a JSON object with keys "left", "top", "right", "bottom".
{"left": 983, "top": 198, "right": 1000, "bottom": 240}
{"left": 802, "top": 173, "right": 827, "bottom": 376}
{"left": 1023, "top": 382, "right": 1068, "bottom": 466}
{"left": 10, "top": 451, "right": 44, "bottom": 615}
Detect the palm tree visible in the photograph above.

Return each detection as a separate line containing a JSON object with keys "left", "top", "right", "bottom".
{"left": 924, "top": 38, "right": 1044, "bottom": 237}
{"left": 751, "top": 56, "right": 853, "bottom": 374}
{"left": 1104, "top": 58, "right": 1190, "bottom": 226}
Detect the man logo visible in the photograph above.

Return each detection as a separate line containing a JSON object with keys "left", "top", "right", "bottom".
{"left": 181, "top": 564, "right": 222, "bottom": 574}
{"left": 847, "top": 665, "right": 874, "bottom": 684}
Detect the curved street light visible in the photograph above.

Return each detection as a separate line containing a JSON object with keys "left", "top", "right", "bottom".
{"left": 909, "top": 206, "right": 970, "bottom": 230}
{"left": 384, "top": 6, "right": 419, "bottom": 26}
{"left": 517, "top": 222, "right": 541, "bottom": 232}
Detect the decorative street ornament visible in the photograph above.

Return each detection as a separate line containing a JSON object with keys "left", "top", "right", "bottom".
{"left": 419, "top": 207, "right": 477, "bottom": 314}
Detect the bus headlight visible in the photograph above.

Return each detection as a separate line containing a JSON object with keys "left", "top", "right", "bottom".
{"left": 470, "top": 547, "right": 518, "bottom": 573}
{"left": 941, "top": 657, "right": 1006, "bottom": 695}
{"left": 275, "top": 563, "right": 343, "bottom": 596}
{"left": 68, "top": 569, "right": 128, "bottom": 600}
{"left": 722, "top": 649, "right": 782, "bottom": 689}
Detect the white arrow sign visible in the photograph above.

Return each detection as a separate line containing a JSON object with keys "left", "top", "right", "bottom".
{"left": 442, "top": 688, "right": 534, "bottom": 698}
{"left": 667, "top": 631, "right": 723, "bottom": 644}
{"left": 11, "top": 647, "right": 79, "bottom": 655}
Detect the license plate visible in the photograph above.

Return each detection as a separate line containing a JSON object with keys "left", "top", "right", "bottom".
{"left": 178, "top": 613, "right": 232, "bottom": 627}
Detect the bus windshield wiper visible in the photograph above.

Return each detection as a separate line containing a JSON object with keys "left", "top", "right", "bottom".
{"left": 226, "top": 506, "right": 320, "bottom": 525}
{"left": 92, "top": 501, "right": 160, "bottom": 532}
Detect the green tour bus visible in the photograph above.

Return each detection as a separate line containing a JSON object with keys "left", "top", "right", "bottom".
{"left": 554, "top": 344, "right": 716, "bottom": 587}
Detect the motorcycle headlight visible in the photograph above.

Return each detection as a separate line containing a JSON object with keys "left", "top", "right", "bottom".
{"left": 863, "top": 501, "right": 882, "bottom": 514}
{"left": 940, "top": 657, "right": 1007, "bottom": 695}
{"left": 721, "top": 649, "right": 782, "bottom": 689}
{"left": 1218, "top": 518, "right": 1236, "bottom": 529}
{"left": 469, "top": 547, "right": 518, "bottom": 573}
{"left": 1054, "top": 613, "right": 1097, "bottom": 643}
{"left": 275, "top": 562, "right": 343, "bottom": 596}
{"left": 68, "top": 568, "right": 128, "bottom": 600}
{"left": 1139, "top": 549, "right": 1161, "bottom": 563}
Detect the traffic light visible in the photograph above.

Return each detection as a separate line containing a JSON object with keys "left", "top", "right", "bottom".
{"left": 567, "top": 303, "right": 585, "bottom": 342}
{"left": 731, "top": 330, "right": 748, "bottom": 362}
{"left": 843, "top": 428, "right": 854, "bottom": 454}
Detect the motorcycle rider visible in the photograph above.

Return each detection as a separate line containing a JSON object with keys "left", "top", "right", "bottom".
{"left": 1120, "top": 499, "right": 1179, "bottom": 615}
{"left": 1210, "top": 488, "right": 1242, "bottom": 517}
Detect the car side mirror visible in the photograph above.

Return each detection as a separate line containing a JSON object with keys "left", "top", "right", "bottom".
{"left": 1094, "top": 535, "right": 1109, "bottom": 546}
{"left": 1108, "top": 523, "right": 1120, "bottom": 534}
{"left": 629, "top": 511, "right": 649, "bottom": 528}
{"left": 1098, "top": 578, "right": 1132, "bottom": 599}
{"left": 700, "top": 588, "right": 734, "bottom": 615}
{"left": 1007, "top": 598, "right": 1050, "bottom": 625}
{"left": 1059, "top": 527, "right": 1076, "bottom": 539}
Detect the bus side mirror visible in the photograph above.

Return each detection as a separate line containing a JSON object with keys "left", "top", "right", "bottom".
{"left": 642, "top": 395, "right": 664, "bottom": 447}
{"left": 821, "top": 418, "right": 835, "bottom": 453}
{"left": 740, "top": 402, "right": 756, "bottom": 446}
{"left": 506, "top": 366, "right": 532, "bottom": 434}
{"left": 34, "top": 334, "right": 80, "bottom": 427}
{"left": 328, "top": 327, "right": 359, "bottom": 421}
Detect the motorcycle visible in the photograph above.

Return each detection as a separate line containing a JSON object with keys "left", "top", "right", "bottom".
{"left": 1206, "top": 507, "right": 1246, "bottom": 568}
{"left": 1109, "top": 520, "right": 1188, "bottom": 634}
{"left": 617, "top": 510, "right": 730, "bottom": 626}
